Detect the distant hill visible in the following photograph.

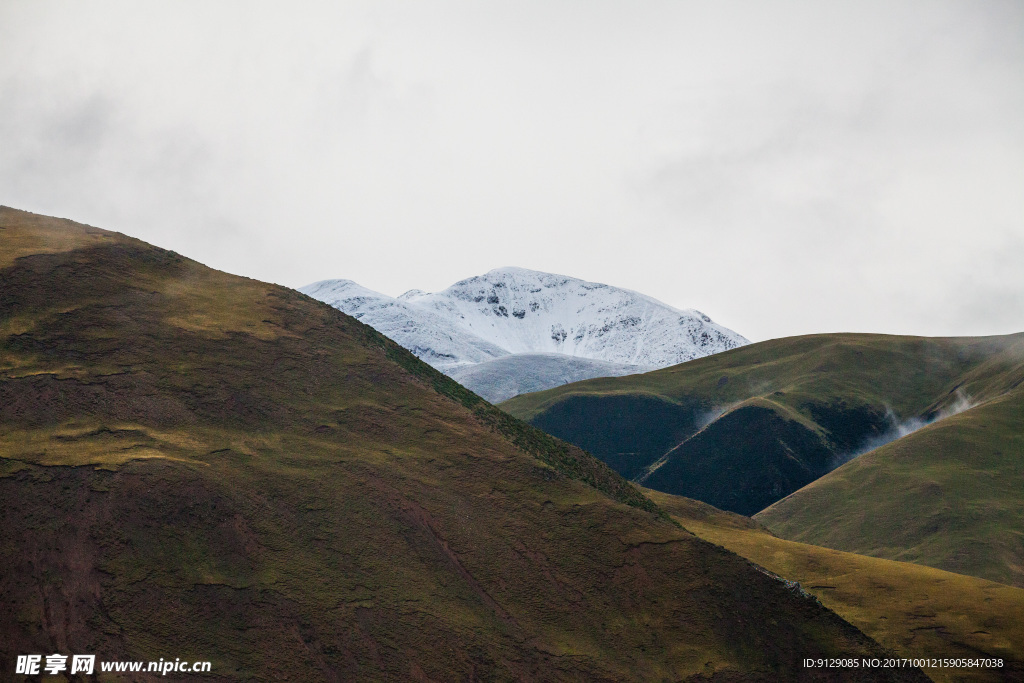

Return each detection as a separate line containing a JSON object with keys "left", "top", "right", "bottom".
{"left": 501, "top": 333, "right": 1024, "bottom": 586}
{"left": 756, "top": 376, "right": 1024, "bottom": 588}
{"left": 301, "top": 267, "right": 746, "bottom": 401}
{"left": 0, "top": 207, "right": 918, "bottom": 681}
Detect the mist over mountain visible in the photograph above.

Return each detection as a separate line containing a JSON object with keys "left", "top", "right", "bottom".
{"left": 302, "top": 267, "right": 747, "bottom": 401}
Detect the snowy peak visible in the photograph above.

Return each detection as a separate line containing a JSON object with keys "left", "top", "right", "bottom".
{"left": 398, "top": 267, "right": 747, "bottom": 367}
{"left": 301, "top": 278, "right": 508, "bottom": 367}
{"left": 301, "top": 268, "right": 747, "bottom": 375}
{"left": 303, "top": 278, "right": 385, "bottom": 307}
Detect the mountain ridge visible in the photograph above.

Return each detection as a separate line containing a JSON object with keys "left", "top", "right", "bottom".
{"left": 0, "top": 206, "right": 920, "bottom": 681}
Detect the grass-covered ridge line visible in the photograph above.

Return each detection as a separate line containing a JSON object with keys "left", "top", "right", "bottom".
{"left": 366, "top": 325, "right": 663, "bottom": 516}
{"left": 504, "top": 332, "right": 1024, "bottom": 425}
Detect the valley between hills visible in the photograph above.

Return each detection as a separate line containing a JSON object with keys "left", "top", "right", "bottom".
{"left": 502, "top": 332, "right": 1024, "bottom": 590}
{"left": 2, "top": 206, "right": 1021, "bottom": 681}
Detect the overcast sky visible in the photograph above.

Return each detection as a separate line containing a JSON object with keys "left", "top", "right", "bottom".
{"left": 2, "top": 1, "right": 1021, "bottom": 341}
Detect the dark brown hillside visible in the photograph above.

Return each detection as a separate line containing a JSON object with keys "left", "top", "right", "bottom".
{"left": 0, "top": 207, "right": 923, "bottom": 681}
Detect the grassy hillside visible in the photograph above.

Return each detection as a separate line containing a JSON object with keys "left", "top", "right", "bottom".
{"left": 0, "top": 207, "right": 923, "bottom": 681}
{"left": 501, "top": 333, "right": 1023, "bottom": 518}
{"left": 757, "top": 381, "right": 1024, "bottom": 589}
{"left": 646, "top": 489, "right": 1024, "bottom": 683}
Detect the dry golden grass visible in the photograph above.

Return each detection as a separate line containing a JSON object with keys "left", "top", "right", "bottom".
{"left": 0, "top": 422, "right": 210, "bottom": 468}
{"left": 159, "top": 268, "right": 285, "bottom": 340}
{"left": 646, "top": 489, "right": 1024, "bottom": 682}
{"left": 0, "top": 207, "right": 117, "bottom": 269}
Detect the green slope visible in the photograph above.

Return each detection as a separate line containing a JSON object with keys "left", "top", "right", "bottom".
{"left": 757, "top": 382, "right": 1024, "bottom": 588}
{"left": 0, "top": 207, "right": 923, "bottom": 681}
{"left": 501, "top": 333, "right": 1024, "bottom": 517}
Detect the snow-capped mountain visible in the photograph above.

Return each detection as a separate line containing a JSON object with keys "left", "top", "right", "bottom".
{"left": 300, "top": 267, "right": 748, "bottom": 401}
{"left": 301, "top": 278, "right": 508, "bottom": 368}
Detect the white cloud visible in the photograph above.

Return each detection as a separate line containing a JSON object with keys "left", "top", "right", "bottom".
{"left": 1, "top": 0, "right": 1021, "bottom": 340}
